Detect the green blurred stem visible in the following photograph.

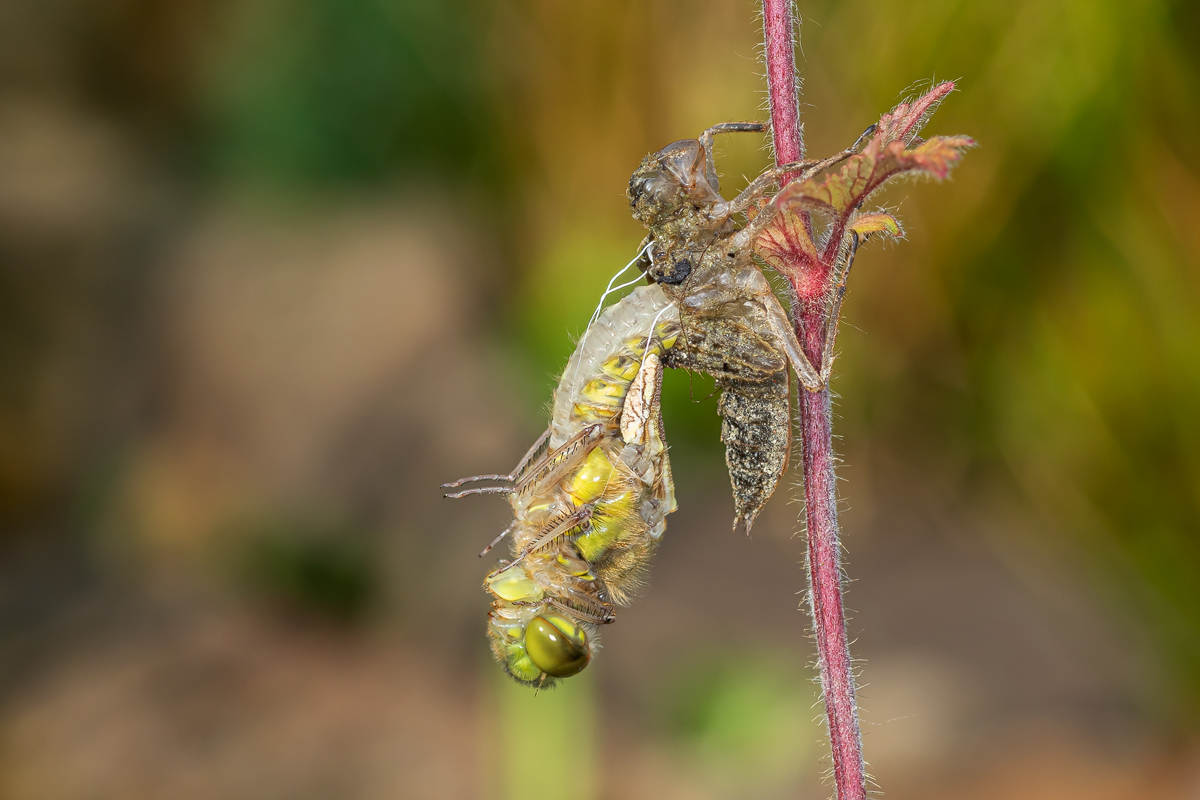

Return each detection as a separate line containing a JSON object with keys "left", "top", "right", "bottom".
{"left": 761, "top": 2, "right": 867, "bottom": 799}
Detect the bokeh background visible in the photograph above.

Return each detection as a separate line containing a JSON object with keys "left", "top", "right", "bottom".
{"left": 1, "top": 0, "right": 1198, "bottom": 798}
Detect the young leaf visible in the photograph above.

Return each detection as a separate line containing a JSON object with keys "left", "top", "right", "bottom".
{"left": 849, "top": 211, "right": 903, "bottom": 239}
{"left": 874, "top": 81, "right": 957, "bottom": 147}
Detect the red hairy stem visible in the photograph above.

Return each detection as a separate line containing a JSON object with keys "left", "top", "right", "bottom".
{"left": 761, "top": 2, "right": 866, "bottom": 799}
{"left": 762, "top": 0, "right": 804, "bottom": 169}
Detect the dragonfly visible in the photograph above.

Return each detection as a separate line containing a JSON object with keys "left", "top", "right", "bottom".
{"left": 445, "top": 282, "right": 680, "bottom": 687}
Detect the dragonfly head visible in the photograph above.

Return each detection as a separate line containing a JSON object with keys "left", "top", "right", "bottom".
{"left": 488, "top": 608, "right": 592, "bottom": 685}
{"left": 525, "top": 614, "right": 590, "bottom": 677}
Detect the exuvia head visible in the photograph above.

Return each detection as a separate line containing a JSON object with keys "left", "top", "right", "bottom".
{"left": 628, "top": 138, "right": 723, "bottom": 225}
{"left": 628, "top": 122, "right": 767, "bottom": 225}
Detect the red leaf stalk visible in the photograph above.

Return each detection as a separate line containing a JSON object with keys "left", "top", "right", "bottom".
{"left": 761, "top": 2, "right": 866, "bottom": 799}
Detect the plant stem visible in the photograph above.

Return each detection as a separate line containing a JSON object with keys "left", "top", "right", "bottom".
{"left": 761, "top": 2, "right": 866, "bottom": 799}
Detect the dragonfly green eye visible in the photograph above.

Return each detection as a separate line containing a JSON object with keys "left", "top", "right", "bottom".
{"left": 525, "top": 614, "right": 590, "bottom": 678}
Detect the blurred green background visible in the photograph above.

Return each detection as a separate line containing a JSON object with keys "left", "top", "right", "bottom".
{"left": 1, "top": 0, "right": 1198, "bottom": 798}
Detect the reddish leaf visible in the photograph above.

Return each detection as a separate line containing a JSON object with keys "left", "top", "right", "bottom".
{"left": 774, "top": 134, "right": 974, "bottom": 219}
{"left": 755, "top": 203, "right": 826, "bottom": 297}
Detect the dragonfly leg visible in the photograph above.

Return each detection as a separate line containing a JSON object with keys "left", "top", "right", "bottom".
{"left": 479, "top": 524, "right": 514, "bottom": 558}
{"left": 496, "top": 507, "right": 593, "bottom": 572}
{"left": 444, "top": 485, "right": 512, "bottom": 499}
{"left": 512, "top": 425, "right": 604, "bottom": 497}
{"left": 442, "top": 473, "right": 512, "bottom": 489}
{"left": 441, "top": 426, "right": 551, "bottom": 489}
{"left": 548, "top": 596, "right": 616, "bottom": 625}
{"left": 509, "top": 426, "right": 552, "bottom": 484}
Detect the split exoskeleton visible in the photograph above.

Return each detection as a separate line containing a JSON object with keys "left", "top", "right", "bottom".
{"left": 629, "top": 121, "right": 872, "bottom": 533}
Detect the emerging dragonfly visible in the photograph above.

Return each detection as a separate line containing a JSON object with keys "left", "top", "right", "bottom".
{"left": 449, "top": 110, "right": 968, "bottom": 686}
{"left": 445, "top": 283, "right": 680, "bottom": 687}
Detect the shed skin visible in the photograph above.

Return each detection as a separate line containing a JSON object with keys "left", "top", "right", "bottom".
{"left": 628, "top": 132, "right": 816, "bottom": 533}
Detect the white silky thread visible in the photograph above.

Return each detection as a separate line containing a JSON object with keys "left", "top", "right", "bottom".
{"left": 572, "top": 240, "right": 653, "bottom": 384}
{"left": 640, "top": 301, "right": 674, "bottom": 360}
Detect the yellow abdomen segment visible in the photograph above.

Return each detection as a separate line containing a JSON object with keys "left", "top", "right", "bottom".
{"left": 573, "top": 490, "right": 638, "bottom": 561}
{"left": 563, "top": 447, "right": 614, "bottom": 505}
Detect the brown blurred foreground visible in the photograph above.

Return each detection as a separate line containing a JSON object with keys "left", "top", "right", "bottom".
{"left": 1, "top": 595, "right": 1198, "bottom": 800}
